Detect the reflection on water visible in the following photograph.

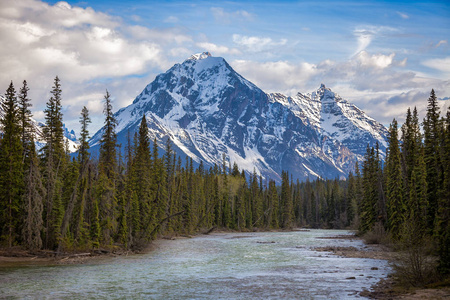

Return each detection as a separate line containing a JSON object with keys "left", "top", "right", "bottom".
{"left": 0, "top": 230, "right": 390, "bottom": 299}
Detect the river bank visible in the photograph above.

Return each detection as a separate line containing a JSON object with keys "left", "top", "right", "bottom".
{"left": 0, "top": 229, "right": 391, "bottom": 298}
{"left": 1, "top": 229, "right": 447, "bottom": 299}
{"left": 313, "top": 235, "right": 450, "bottom": 299}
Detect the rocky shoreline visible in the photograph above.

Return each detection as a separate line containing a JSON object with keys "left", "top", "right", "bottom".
{"left": 314, "top": 235, "right": 450, "bottom": 299}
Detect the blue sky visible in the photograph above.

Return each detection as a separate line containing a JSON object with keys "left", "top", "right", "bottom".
{"left": 1, "top": 0, "right": 449, "bottom": 134}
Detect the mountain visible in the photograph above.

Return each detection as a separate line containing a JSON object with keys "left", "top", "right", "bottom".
{"left": 0, "top": 96, "right": 79, "bottom": 152}
{"left": 90, "top": 52, "right": 388, "bottom": 182}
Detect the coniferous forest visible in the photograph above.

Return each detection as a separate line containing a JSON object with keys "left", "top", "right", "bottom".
{"left": 0, "top": 78, "right": 449, "bottom": 279}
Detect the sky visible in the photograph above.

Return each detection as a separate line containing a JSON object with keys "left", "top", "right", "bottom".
{"left": 0, "top": 0, "right": 449, "bottom": 136}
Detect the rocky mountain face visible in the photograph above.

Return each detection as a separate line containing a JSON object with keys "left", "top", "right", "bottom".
{"left": 90, "top": 52, "right": 388, "bottom": 182}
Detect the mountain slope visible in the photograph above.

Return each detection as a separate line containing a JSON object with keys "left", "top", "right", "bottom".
{"left": 90, "top": 52, "right": 388, "bottom": 181}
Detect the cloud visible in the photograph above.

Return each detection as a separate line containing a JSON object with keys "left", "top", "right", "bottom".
{"left": 436, "top": 40, "right": 447, "bottom": 48}
{"left": 231, "top": 60, "right": 317, "bottom": 92}
{"left": 210, "top": 7, "right": 253, "bottom": 23}
{"left": 396, "top": 11, "right": 409, "bottom": 19}
{"left": 354, "top": 51, "right": 395, "bottom": 69}
{"left": 422, "top": 57, "right": 450, "bottom": 74}
{"left": 164, "top": 16, "right": 179, "bottom": 23}
{"left": 232, "top": 34, "right": 287, "bottom": 53}
{"left": 0, "top": 0, "right": 194, "bottom": 133}
{"left": 353, "top": 26, "right": 396, "bottom": 54}
{"left": 232, "top": 50, "right": 414, "bottom": 94}
{"left": 196, "top": 42, "right": 241, "bottom": 56}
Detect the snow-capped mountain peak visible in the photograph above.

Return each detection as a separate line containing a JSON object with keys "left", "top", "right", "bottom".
{"left": 90, "top": 53, "right": 388, "bottom": 181}
{"left": 188, "top": 51, "right": 212, "bottom": 61}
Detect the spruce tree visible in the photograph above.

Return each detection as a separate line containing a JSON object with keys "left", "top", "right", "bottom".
{"left": 0, "top": 82, "right": 24, "bottom": 247}
{"left": 78, "top": 106, "right": 91, "bottom": 167}
{"left": 99, "top": 90, "right": 117, "bottom": 179}
{"left": 281, "top": 171, "right": 293, "bottom": 228}
{"left": 17, "top": 80, "right": 34, "bottom": 160}
{"left": 98, "top": 90, "right": 118, "bottom": 245}
{"left": 41, "top": 76, "right": 65, "bottom": 249}
{"left": 436, "top": 107, "right": 450, "bottom": 274}
{"left": 22, "top": 141, "right": 44, "bottom": 250}
{"left": 423, "top": 89, "right": 442, "bottom": 230}
{"left": 386, "top": 119, "right": 405, "bottom": 239}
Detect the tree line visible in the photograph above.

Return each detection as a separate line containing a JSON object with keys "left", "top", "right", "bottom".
{"left": 0, "top": 78, "right": 448, "bottom": 275}
{"left": 356, "top": 89, "right": 449, "bottom": 276}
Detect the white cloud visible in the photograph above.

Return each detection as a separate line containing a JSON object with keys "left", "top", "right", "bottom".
{"left": 196, "top": 42, "right": 241, "bottom": 56}
{"left": 164, "top": 16, "right": 179, "bottom": 23}
{"left": 354, "top": 51, "right": 395, "bottom": 69}
{"left": 0, "top": 0, "right": 191, "bottom": 133}
{"left": 232, "top": 34, "right": 287, "bottom": 53}
{"left": 396, "top": 11, "right": 409, "bottom": 19}
{"left": 210, "top": 7, "right": 253, "bottom": 23}
{"left": 353, "top": 26, "right": 396, "bottom": 55}
{"left": 422, "top": 57, "right": 450, "bottom": 74}
{"left": 436, "top": 40, "right": 448, "bottom": 48}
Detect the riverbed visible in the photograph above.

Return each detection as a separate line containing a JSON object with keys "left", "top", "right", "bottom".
{"left": 0, "top": 229, "right": 391, "bottom": 299}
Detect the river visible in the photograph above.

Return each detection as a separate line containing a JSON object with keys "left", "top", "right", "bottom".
{"left": 0, "top": 229, "right": 390, "bottom": 299}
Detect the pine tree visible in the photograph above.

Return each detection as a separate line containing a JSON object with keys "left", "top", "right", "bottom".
{"left": 423, "top": 89, "right": 442, "bottom": 230}
{"left": 17, "top": 80, "right": 34, "bottom": 160}
{"left": 78, "top": 106, "right": 91, "bottom": 167}
{"left": 132, "top": 116, "right": 152, "bottom": 239}
{"left": 360, "top": 145, "right": 377, "bottom": 233}
{"left": 281, "top": 171, "right": 293, "bottom": 228}
{"left": 385, "top": 119, "right": 405, "bottom": 239}
{"left": 41, "top": 76, "right": 65, "bottom": 249}
{"left": 99, "top": 90, "right": 117, "bottom": 179}
{"left": 0, "top": 82, "right": 24, "bottom": 247}
{"left": 436, "top": 107, "right": 450, "bottom": 274}
{"left": 22, "top": 141, "right": 44, "bottom": 250}
{"left": 268, "top": 180, "right": 279, "bottom": 228}
{"left": 97, "top": 90, "right": 118, "bottom": 245}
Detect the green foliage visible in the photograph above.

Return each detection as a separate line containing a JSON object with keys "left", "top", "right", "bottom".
{"left": 0, "top": 82, "right": 24, "bottom": 247}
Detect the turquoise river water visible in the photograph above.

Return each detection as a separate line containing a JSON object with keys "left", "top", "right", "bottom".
{"left": 0, "top": 229, "right": 391, "bottom": 299}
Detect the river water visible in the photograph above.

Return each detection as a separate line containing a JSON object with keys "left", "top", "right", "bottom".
{"left": 0, "top": 230, "right": 390, "bottom": 299}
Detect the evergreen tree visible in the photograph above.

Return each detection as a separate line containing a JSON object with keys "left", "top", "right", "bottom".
{"left": 385, "top": 119, "right": 405, "bottom": 239}
{"left": 98, "top": 90, "right": 119, "bottom": 245}
{"left": 99, "top": 90, "right": 117, "bottom": 179}
{"left": 78, "top": 106, "right": 91, "bottom": 167}
{"left": 436, "top": 107, "right": 450, "bottom": 274}
{"left": 423, "top": 89, "right": 442, "bottom": 230}
{"left": 22, "top": 141, "right": 44, "bottom": 250}
{"left": 360, "top": 145, "right": 377, "bottom": 233}
{"left": 0, "top": 82, "right": 24, "bottom": 247}
{"left": 17, "top": 80, "right": 34, "bottom": 160}
{"left": 41, "top": 76, "right": 65, "bottom": 249}
{"left": 281, "top": 171, "right": 293, "bottom": 228}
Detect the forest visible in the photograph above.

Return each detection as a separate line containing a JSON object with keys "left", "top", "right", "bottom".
{"left": 0, "top": 77, "right": 448, "bottom": 281}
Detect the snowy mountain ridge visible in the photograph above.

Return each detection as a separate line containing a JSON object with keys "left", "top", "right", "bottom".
{"left": 90, "top": 52, "right": 388, "bottom": 181}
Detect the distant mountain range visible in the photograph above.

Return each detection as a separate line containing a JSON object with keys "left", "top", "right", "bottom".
{"left": 89, "top": 52, "right": 388, "bottom": 182}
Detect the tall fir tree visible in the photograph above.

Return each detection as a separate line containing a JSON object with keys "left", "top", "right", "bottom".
{"left": 99, "top": 90, "right": 117, "bottom": 179}
{"left": 97, "top": 90, "right": 119, "bottom": 245}
{"left": 78, "top": 106, "right": 91, "bottom": 167}
{"left": 385, "top": 119, "right": 405, "bottom": 239}
{"left": 41, "top": 76, "right": 65, "bottom": 249}
{"left": 423, "top": 89, "right": 442, "bottom": 231}
{"left": 0, "top": 82, "right": 24, "bottom": 247}
{"left": 17, "top": 80, "right": 34, "bottom": 161}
